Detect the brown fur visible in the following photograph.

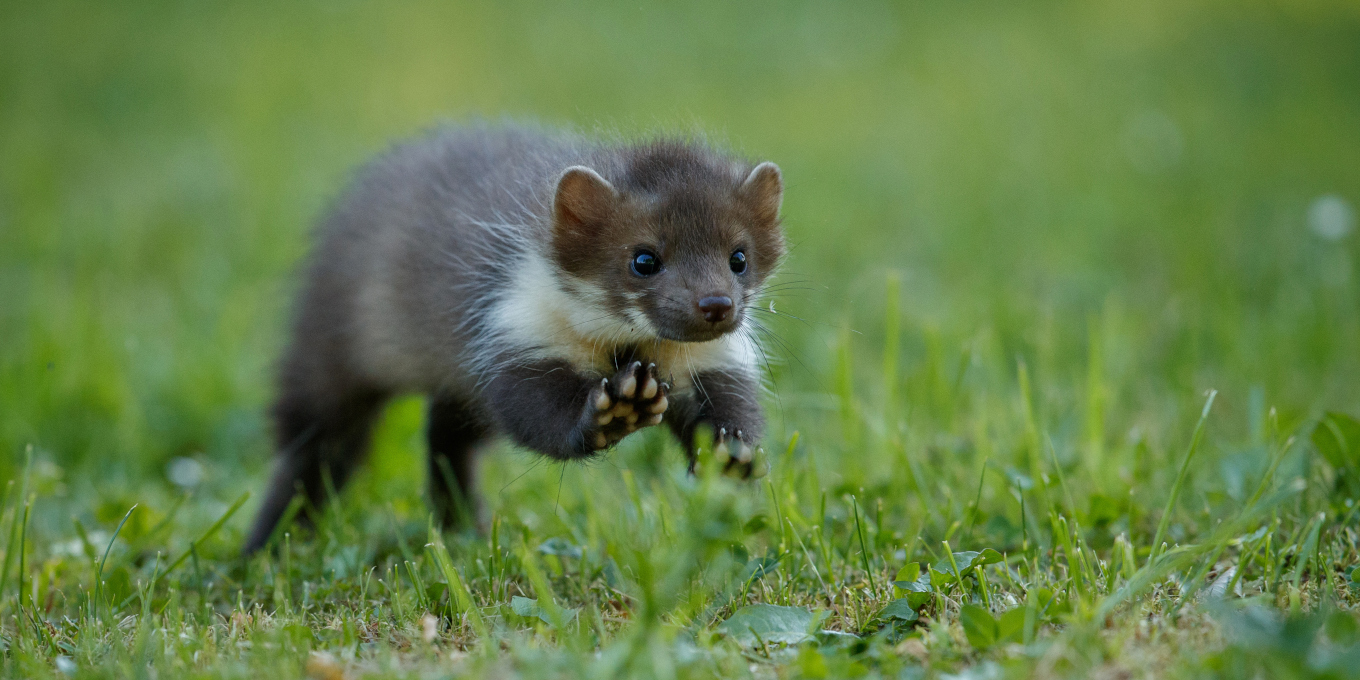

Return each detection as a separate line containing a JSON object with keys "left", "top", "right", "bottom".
{"left": 242, "top": 123, "right": 784, "bottom": 553}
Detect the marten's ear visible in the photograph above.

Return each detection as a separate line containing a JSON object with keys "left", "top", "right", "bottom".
{"left": 553, "top": 166, "right": 617, "bottom": 234}
{"left": 738, "top": 162, "right": 783, "bottom": 224}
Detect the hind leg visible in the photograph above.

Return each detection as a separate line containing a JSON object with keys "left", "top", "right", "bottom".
{"left": 426, "top": 394, "right": 490, "bottom": 530}
{"left": 244, "top": 388, "right": 387, "bottom": 553}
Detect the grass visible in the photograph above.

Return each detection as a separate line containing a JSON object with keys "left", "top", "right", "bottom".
{"left": 3, "top": 0, "right": 1360, "bottom": 677}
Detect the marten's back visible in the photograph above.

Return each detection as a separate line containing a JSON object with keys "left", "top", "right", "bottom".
{"left": 282, "top": 124, "right": 587, "bottom": 401}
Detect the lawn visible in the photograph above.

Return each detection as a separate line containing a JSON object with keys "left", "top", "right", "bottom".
{"left": 2, "top": 1, "right": 1360, "bottom": 678}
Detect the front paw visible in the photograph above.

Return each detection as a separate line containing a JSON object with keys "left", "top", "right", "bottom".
{"left": 583, "top": 361, "right": 669, "bottom": 451}
{"left": 712, "top": 427, "right": 767, "bottom": 479}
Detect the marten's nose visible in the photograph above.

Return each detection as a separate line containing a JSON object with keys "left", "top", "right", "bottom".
{"left": 697, "top": 296, "right": 734, "bottom": 323}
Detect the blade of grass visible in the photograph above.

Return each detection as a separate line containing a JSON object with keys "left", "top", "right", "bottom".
{"left": 963, "top": 458, "right": 988, "bottom": 544}
{"left": 117, "top": 491, "right": 250, "bottom": 610}
{"left": 0, "top": 480, "right": 16, "bottom": 611}
{"left": 262, "top": 494, "right": 307, "bottom": 552}
{"left": 517, "top": 542, "right": 574, "bottom": 634}
{"left": 851, "top": 495, "right": 877, "bottom": 597}
{"left": 405, "top": 560, "right": 428, "bottom": 613}
{"left": 1050, "top": 513, "right": 1084, "bottom": 601}
{"left": 16, "top": 498, "right": 31, "bottom": 620}
{"left": 1289, "top": 512, "right": 1326, "bottom": 605}
{"left": 1094, "top": 478, "right": 1300, "bottom": 621}
{"left": 943, "top": 540, "right": 965, "bottom": 596}
{"left": 130, "top": 492, "right": 189, "bottom": 551}
{"left": 787, "top": 518, "right": 832, "bottom": 603}
{"left": 1246, "top": 435, "right": 1295, "bottom": 509}
{"left": 0, "top": 449, "right": 34, "bottom": 612}
{"left": 1017, "top": 358, "right": 1051, "bottom": 514}
{"left": 1225, "top": 522, "right": 1271, "bottom": 597}
{"left": 427, "top": 523, "right": 488, "bottom": 641}
{"left": 1177, "top": 431, "right": 1296, "bottom": 611}
{"left": 768, "top": 480, "right": 787, "bottom": 556}
{"left": 1149, "top": 390, "right": 1217, "bottom": 564}
{"left": 93, "top": 504, "right": 138, "bottom": 621}
{"left": 1047, "top": 437, "right": 1078, "bottom": 518}
{"left": 1071, "top": 518, "right": 1100, "bottom": 596}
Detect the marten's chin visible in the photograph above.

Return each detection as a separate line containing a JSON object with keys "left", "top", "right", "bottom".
{"left": 654, "top": 319, "right": 743, "bottom": 343}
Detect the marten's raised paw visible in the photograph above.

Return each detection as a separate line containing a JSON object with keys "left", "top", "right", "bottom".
{"left": 713, "top": 427, "right": 767, "bottom": 479}
{"left": 584, "top": 361, "right": 669, "bottom": 451}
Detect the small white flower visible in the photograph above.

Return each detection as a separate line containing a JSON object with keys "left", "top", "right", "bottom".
{"left": 421, "top": 613, "right": 439, "bottom": 644}
{"left": 1308, "top": 194, "right": 1355, "bottom": 241}
{"left": 166, "top": 457, "right": 204, "bottom": 488}
{"left": 55, "top": 656, "right": 76, "bottom": 676}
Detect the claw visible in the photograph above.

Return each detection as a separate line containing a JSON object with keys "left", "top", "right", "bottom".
{"left": 641, "top": 372, "right": 658, "bottom": 399}
{"left": 595, "top": 380, "right": 612, "bottom": 411}
{"left": 736, "top": 442, "right": 753, "bottom": 464}
{"left": 751, "top": 446, "right": 769, "bottom": 478}
{"left": 618, "top": 362, "right": 640, "bottom": 398}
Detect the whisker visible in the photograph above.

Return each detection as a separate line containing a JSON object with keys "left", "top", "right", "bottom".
{"left": 499, "top": 454, "right": 548, "bottom": 496}
{"left": 746, "top": 306, "right": 841, "bottom": 333}
{"left": 747, "top": 318, "right": 827, "bottom": 390}
{"left": 740, "top": 325, "right": 786, "bottom": 433}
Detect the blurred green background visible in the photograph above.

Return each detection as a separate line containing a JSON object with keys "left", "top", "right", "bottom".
{"left": 2, "top": 0, "right": 1358, "bottom": 528}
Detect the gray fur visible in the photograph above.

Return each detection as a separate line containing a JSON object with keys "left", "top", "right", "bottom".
{"left": 244, "top": 122, "right": 782, "bottom": 553}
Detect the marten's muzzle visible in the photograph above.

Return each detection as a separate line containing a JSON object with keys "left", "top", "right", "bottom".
{"left": 697, "top": 295, "right": 734, "bottom": 324}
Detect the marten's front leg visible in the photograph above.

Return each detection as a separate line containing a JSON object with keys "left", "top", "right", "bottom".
{"left": 666, "top": 368, "right": 767, "bottom": 478}
{"left": 485, "top": 359, "right": 668, "bottom": 459}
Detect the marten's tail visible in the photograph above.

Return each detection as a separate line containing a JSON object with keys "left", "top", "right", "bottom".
{"left": 242, "top": 355, "right": 388, "bottom": 554}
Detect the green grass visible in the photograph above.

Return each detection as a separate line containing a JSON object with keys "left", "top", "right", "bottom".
{"left": 3, "top": 0, "right": 1360, "bottom": 677}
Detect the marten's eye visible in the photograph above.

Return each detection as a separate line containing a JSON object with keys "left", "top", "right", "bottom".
{"left": 631, "top": 251, "right": 662, "bottom": 277}
{"left": 729, "top": 250, "right": 748, "bottom": 274}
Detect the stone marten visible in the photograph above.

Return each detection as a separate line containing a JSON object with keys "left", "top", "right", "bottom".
{"left": 244, "top": 123, "right": 785, "bottom": 553}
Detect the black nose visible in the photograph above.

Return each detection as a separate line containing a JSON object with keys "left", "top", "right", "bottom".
{"left": 697, "top": 296, "right": 734, "bottom": 323}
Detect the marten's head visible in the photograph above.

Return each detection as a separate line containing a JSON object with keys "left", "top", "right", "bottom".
{"left": 549, "top": 142, "right": 784, "bottom": 343}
